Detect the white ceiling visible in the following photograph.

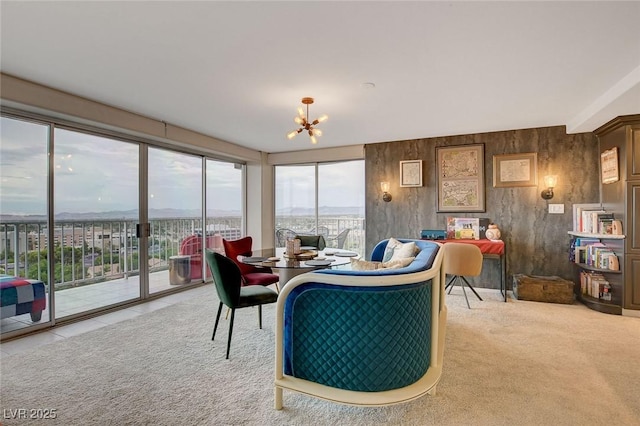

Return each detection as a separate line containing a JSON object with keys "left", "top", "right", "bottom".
{"left": 1, "top": 1, "right": 639, "bottom": 153}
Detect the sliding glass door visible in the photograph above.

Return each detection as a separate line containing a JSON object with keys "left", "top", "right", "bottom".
{"left": 0, "top": 117, "right": 52, "bottom": 332}
{"left": 53, "top": 128, "right": 141, "bottom": 319}
{"left": 1, "top": 113, "right": 246, "bottom": 337}
{"left": 148, "top": 147, "right": 203, "bottom": 293}
{"left": 205, "top": 159, "right": 243, "bottom": 247}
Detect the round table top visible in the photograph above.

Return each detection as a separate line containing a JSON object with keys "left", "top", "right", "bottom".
{"left": 241, "top": 248, "right": 358, "bottom": 270}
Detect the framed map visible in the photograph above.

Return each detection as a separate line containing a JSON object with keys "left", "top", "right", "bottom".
{"left": 436, "top": 144, "right": 485, "bottom": 212}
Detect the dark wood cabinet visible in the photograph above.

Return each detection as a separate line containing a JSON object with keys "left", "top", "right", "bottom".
{"left": 595, "top": 115, "right": 640, "bottom": 314}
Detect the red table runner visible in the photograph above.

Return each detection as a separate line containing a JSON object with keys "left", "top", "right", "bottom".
{"left": 429, "top": 239, "right": 505, "bottom": 255}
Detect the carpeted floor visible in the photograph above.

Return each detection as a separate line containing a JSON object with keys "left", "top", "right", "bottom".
{"left": 1, "top": 287, "right": 639, "bottom": 426}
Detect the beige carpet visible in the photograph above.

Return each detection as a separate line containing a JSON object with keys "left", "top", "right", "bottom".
{"left": 1, "top": 287, "right": 639, "bottom": 426}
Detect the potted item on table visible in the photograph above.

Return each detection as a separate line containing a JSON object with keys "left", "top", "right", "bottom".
{"left": 485, "top": 223, "right": 501, "bottom": 241}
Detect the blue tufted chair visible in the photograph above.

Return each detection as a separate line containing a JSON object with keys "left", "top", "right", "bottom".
{"left": 274, "top": 239, "right": 447, "bottom": 409}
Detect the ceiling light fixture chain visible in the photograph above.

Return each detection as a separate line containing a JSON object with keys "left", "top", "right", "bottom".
{"left": 287, "top": 97, "right": 327, "bottom": 144}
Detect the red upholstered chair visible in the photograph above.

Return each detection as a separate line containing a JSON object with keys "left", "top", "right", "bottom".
{"left": 179, "top": 234, "right": 221, "bottom": 281}
{"left": 222, "top": 237, "right": 280, "bottom": 290}
{"left": 180, "top": 235, "right": 206, "bottom": 281}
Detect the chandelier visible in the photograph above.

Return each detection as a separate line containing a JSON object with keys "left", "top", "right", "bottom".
{"left": 286, "top": 97, "right": 328, "bottom": 144}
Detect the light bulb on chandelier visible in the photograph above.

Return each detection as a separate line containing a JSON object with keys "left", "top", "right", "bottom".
{"left": 287, "top": 97, "right": 328, "bottom": 144}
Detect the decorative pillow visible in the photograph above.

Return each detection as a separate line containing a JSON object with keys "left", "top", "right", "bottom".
{"left": 381, "top": 257, "right": 415, "bottom": 269}
{"left": 382, "top": 237, "right": 403, "bottom": 262}
{"left": 350, "top": 258, "right": 382, "bottom": 271}
{"left": 382, "top": 238, "right": 418, "bottom": 262}
{"left": 351, "top": 256, "right": 415, "bottom": 271}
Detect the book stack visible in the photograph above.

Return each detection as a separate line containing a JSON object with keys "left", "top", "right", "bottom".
{"left": 573, "top": 237, "right": 600, "bottom": 264}
{"left": 574, "top": 205, "right": 615, "bottom": 234}
{"left": 579, "top": 271, "right": 611, "bottom": 300}
{"left": 597, "top": 214, "right": 615, "bottom": 234}
{"left": 572, "top": 238, "right": 619, "bottom": 270}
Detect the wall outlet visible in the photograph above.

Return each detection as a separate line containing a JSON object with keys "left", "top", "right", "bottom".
{"left": 549, "top": 204, "right": 564, "bottom": 214}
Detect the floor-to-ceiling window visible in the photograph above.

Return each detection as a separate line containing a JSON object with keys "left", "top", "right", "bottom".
{"left": 0, "top": 116, "right": 51, "bottom": 333}
{"left": 205, "top": 160, "right": 243, "bottom": 240}
{"left": 0, "top": 113, "right": 246, "bottom": 338}
{"left": 148, "top": 147, "right": 203, "bottom": 292}
{"left": 275, "top": 160, "right": 365, "bottom": 254}
{"left": 53, "top": 128, "right": 141, "bottom": 319}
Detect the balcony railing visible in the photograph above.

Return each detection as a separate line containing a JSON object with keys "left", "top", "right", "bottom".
{"left": 1, "top": 216, "right": 365, "bottom": 289}
{"left": 0, "top": 217, "right": 242, "bottom": 288}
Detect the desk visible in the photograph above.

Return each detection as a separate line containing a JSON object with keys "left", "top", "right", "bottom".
{"left": 426, "top": 239, "right": 507, "bottom": 302}
{"left": 243, "top": 248, "right": 354, "bottom": 286}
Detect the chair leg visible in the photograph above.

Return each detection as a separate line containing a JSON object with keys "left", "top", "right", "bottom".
{"left": 258, "top": 305, "right": 263, "bottom": 329}
{"left": 460, "top": 282, "right": 471, "bottom": 309}
{"left": 461, "top": 276, "right": 483, "bottom": 301}
{"left": 445, "top": 275, "right": 456, "bottom": 291}
{"left": 212, "top": 302, "right": 223, "bottom": 341}
{"left": 447, "top": 276, "right": 459, "bottom": 294}
{"left": 226, "top": 309, "right": 235, "bottom": 359}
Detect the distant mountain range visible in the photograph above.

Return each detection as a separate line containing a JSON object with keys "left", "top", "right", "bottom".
{"left": 1, "top": 206, "right": 364, "bottom": 222}
{"left": 275, "top": 206, "right": 364, "bottom": 216}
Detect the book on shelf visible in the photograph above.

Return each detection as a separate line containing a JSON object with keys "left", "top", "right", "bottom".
{"left": 579, "top": 271, "right": 610, "bottom": 299}
{"left": 572, "top": 204, "right": 617, "bottom": 234}
{"left": 595, "top": 212, "right": 615, "bottom": 235}
{"left": 573, "top": 203, "right": 601, "bottom": 233}
{"left": 574, "top": 241, "right": 619, "bottom": 270}
{"left": 574, "top": 237, "right": 600, "bottom": 247}
{"left": 574, "top": 246, "right": 586, "bottom": 264}
{"left": 581, "top": 210, "right": 606, "bottom": 234}
{"left": 598, "top": 218, "right": 614, "bottom": 235}
{"left": 586, "top": 243, "right": 606, "bottom": 266}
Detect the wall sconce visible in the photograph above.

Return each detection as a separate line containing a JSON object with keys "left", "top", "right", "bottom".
{"left": 381, "top": 181, "right": 392, "bottom": 202}
{"left": 541, "top": 175, "right": 557, "bottom": 200}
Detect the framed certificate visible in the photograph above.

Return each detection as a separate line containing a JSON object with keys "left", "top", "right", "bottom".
{"left": 601, "top": 147, "right": 619, "bottom": 184}
{"left": 400, "top": 160, "right": 422, "bottom": 187}
{"left": 493, "top": 152, "right": 538, "bottom": 187}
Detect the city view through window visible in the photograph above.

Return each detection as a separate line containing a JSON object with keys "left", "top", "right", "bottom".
{"left": 275, "top": 161, "right": 365, "bottom": 253}
{"left": 1, "top": 114, "right": 365, "bottom": 336}
{"left": 0, "top": 115, "right": 244, "bottom": 334}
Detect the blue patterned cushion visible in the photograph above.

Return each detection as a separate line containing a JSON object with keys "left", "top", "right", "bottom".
{"left": 283, "top": 281, "right": 432, "bottom": 391}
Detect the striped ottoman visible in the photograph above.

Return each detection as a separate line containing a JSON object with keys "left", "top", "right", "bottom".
{"left": 0, "top": 275, "right": 47, "bottom": 322}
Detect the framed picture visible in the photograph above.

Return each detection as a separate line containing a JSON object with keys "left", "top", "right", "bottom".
{"left": 601, "top": 147, "right": 619, "bottom": 184}
{"left": 493, "top": 152, "right": 538, "bottom": 187}
{"left": 436, "top": 144, "right": 485, "bottom": 212}
{"left": 400, "top": 160, "right": 422, "bottom": 187}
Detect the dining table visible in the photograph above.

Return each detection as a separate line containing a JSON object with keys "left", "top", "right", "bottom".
{"left": 242, "top": 247, "right": 358, "bottom": 286}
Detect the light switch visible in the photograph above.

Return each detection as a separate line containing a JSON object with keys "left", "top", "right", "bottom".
{"left": 548, "top": 204, "right": 564, "bottom": 214}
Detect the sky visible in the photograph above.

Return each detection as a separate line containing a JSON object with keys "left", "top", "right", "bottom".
{"left": 0, "top": 117, "right": 241, "bottom": 216}
{"left": 275, "top": 161, "right": 365, "bottom": 212}
{"left": 1, "top": 116, "right": 364, "bottom": 217}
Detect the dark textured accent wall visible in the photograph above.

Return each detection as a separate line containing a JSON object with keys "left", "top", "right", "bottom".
{"left": 365, "top": 125, "right": 599, "bottom": 289}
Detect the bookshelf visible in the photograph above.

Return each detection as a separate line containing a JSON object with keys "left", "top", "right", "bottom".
{"left": 568, "top": 231, "right": 624, "bottom": 315}
{"left": 595, "top": 115, "right": 640, "bottom": 315}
